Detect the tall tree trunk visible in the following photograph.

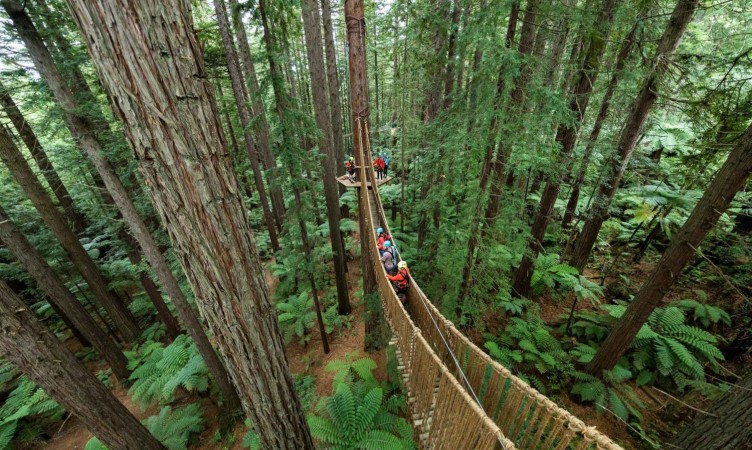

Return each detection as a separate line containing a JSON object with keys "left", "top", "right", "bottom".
{"left": 511, "top": 0, "right": 621, "bottom": 298}
{"left": 215, "top": 79, "right": 257, "bottom": 201}
{"left": 214, "top": 0, "right": 280, "bottom": 252}
{"left": 301, "top": 0, "right": 352, "bottom": 315}
{"left": 561, "top": 21, "right": 638, "bottom": 229}
{"left": 568, "top": 0, "right": 699, "bottom": 271}
{"left": 0, "top": 281, "right": 165, "bottom": 450}
{"left": 442, "top": 0, "right": 462, "bottom": 110}
{"left": 4, "top": 0, "right": 183, "bottom": 339}
{"left": 415, "top": 0, "right": 451, "bottom": 250}
{"left": 0, "top": 124, "right": 140, "bottom": 341}
{"left": 0, "top": 206, "right": 129, "bottom": 380}
{"left": 345, "top": 0, "right": 386, "bottom": 351}
{"left": 586, "top": 122, "right": 752, "bottom": 374}
{"left": 672, "top": 371, "right": 752, "bottom": 449}
{"left": 63, "top": 1, "right": 313, "bottom": 447}
{"left": 457, "top": 0, "right": 520, "bottom": 306}
{"left": 228, "top": 0, "right": 286, "bottom": 230}
{"left": 481, "top": 0, "right": 541, "bottom": 229}
{"left": 0, "top": 82, "right": 89, "bottom": 234}
{"left": 321, "top": 0, "right": 346, "bottom": 176}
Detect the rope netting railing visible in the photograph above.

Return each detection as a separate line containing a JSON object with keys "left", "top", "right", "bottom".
{"left": 353, "top": 117, "right": 624, "bottom": 450}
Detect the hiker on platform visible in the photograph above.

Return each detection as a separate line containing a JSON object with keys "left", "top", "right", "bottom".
{"left": 374, "top": 155, "right": 384, "bottom": 180}
{"left": 381, "top": 241, "right": 396, "bottom": 274}
{"left": 383, "top": 153, "right": 390, "bottom": 178}
{"left": 387, "top": 261, "right": 410, "bottom": 303}
{"left": 346, "top": 157, "right": 356, "bottom": 183}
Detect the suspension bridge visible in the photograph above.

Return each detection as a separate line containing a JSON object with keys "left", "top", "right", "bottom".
{"left": 347, "top": 119, "right": 624, "bottom": 450}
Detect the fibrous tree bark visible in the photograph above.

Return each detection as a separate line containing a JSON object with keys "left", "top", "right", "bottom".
{"left": 301, "top": 0, "right": 352, "bottom": 315}
{"left": 3, "top": 0, "right": 182, "bottom": 339}
{"left": 345, "top": 0, "right": 387, "bottom": 351}
{"left": 63, "top": 1, "right": 313, "bottom": 447}
{"left": 561, "top": 20, "right": 638, "bottom": 229}
{"left": 568, "top": 0, "right": 699, "bottom": 271}
{"left": 0, "top": 81, "right": 89, "bottom": 234}
{"left": 511, "top": 0, "right": 621, "bottom": 298}
{"left": 0, "top": 123, "right": 140, "bottom": 341}
{"left": 672, "top": 371, "right": 752, "bottom": 449}
{"left": 0, "top": 205, "right": 129, "bottom": 380}
{"left": 0, "top": 280, "right": 165, "bottom": 450}
{"left": 214, "top": 0, "right": 280, "bottom": 252}
{"left": 586, "top": 122, "right": 752, "bottom": 374}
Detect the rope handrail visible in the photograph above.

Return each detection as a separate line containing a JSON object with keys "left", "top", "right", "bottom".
{"left": 353, "top": 117, "right": 623, "bottom": 450}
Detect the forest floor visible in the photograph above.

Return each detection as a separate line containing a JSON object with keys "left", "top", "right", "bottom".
{"left": 29, "top": 251, "right": 381, "bottom": 450}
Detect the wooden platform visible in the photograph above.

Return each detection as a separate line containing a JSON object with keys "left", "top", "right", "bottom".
{"left": 337, "top": 174, "right": 393, "bottom": 188}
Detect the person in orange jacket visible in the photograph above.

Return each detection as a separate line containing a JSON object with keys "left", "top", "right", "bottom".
{"left": 387, "top": 261, "right": 410, "bottom": 302}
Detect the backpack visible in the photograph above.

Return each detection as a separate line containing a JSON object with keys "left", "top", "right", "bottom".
{"left": 394, "top": 268, "right": 410, "bottom": 290}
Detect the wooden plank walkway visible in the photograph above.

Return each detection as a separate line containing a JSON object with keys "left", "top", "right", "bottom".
{"left": 337, "top": 174, "right": 392, "bottom": 188}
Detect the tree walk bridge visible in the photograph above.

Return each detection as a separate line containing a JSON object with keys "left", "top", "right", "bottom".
{"left": 351, "top": 154, "right": 623, "bottom": 450}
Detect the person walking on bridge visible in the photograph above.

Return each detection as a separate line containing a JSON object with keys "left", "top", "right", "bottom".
{"left": 381, "top": 241, "right": 396, "bottom": 274}
{"left": 387, "top": 261, "right": 410, "bottom": 303}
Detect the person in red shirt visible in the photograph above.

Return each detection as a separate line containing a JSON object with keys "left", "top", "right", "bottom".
{"left": 373, "top": 156, "right": 383, "bottom": 180}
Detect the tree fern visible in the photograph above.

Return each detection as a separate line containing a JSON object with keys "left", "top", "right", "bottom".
{"left": 127, "top": 335, "right": 210, "bottom": 409}
{"left": 0, "top": 376, "right": 64, "bottom": 448}
{"left": 85, "top": 403, "right": 205, "bottom": 450}
{"left": 277, "top": 291, "right": 317, "bottom": 345}
{"left": 571, "top": 303, "right": 725, "bottom": 390}
{"left": 307, "top": 383, "right": 409, "bottom": 450}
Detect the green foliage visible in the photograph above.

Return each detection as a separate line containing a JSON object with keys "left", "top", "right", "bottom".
{"left": 307, "top": 383, "right": 413, "bottom": 450}
{"left": 241, "top": 420, "right": 261, "bottom": 449}
{"left": 277, "top": 290, "right": 317, "bottom": 345}
{"left": 486, "top": 316, "right": 572, "bottom": 393}
{"left": 0, "top": 375, "right": 64, "bottom": 448}
{"left": 675, "top": 292, "right": 731, "bottom": 328}
{"left": 325, "top": 352, "right": 379, "bottom": 389}
{"left": 295, "top": 374, "right": 318, "bottom": 411}
{"left": 126, "top": 335, "right": 210, "bottom": 410}
{"left": 309, "top": 352, "right": 414, "bottom": 449}
{"left": 569, "top": 304, "right": 726, "bottom": 390}
{"left": 85, "top": 403, "right": 205, "bottom": 450}
{"left": 571, "top": 365, "right": 644, "bottom": 423}
{"left": 530, "top": 254, "right": 602, "bottom": 303}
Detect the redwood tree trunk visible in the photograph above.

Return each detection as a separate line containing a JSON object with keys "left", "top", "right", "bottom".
{"left": 63, "top": 1, "right": 313, "bottom": 447}
{"left": 321, "top": 0, "right": 346, "bottom": 175}
{"left": 214, "top": 0, "right": 280, "bottom": 252}
{"left": 561, "top": 21, "right": 638, "bottom": 229}
{"left": 0, "top": 206, "right": 129, "bottom": 380}
{"left": 0, "top": 281, "right": 165, "bottom": 450}
{"left": 586, "top": 123, "right": 752, "bottom": 374}
{"left": 228, "top": 0, "right": 286, "bottom": 230}
{"left": 568, "top": 0, "right": 699, "bottom": 271}
{"left": 4, "top": 0, "right": 186, "bottom": 340}
{"left": 458, "top": 0, "right": 520, "bottom": 306}
{"left": 0, "top": 82, "right": 89, "bottom": 234}
{"left": 671, "top": 371, "right": 752, "bottom": 449}
{"left": 345, "top": 0, "right": 385, "bottom": 351}
{"left": 511, "top": 0, "right": 621, "bottom": 298}
{"left": 0, "top": 123, "right": 140, "bottom": 341}
{"left": 301, "top": 0, "right": 352, "bottom": 315}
